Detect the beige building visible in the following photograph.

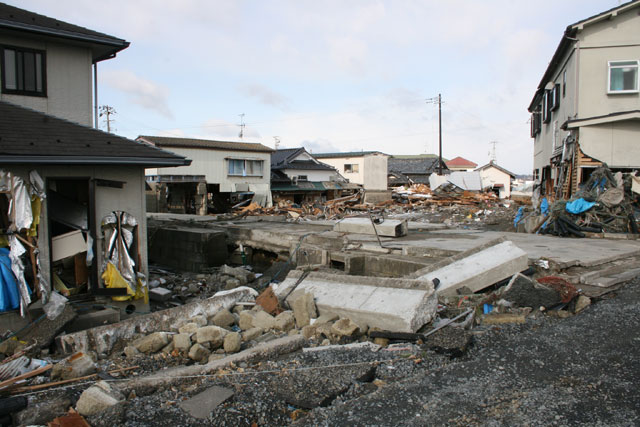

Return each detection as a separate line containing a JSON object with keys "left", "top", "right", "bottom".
{"left": 314, "top": 151, "right": 389, "bottom": 191}
{"left": 528, "top": 0, "right": 640, "bottom": 198}
{"left": 0, "top": 4, "right": 187, "bottom": 315}
{"left": 475, "top": 162, "right": 516, "bottom": 199}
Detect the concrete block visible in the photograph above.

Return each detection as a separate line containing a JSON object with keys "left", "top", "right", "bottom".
{"left": 502, "top": 273, "right": 560, "bottom": 309}
{"left": 242, "top": 327, "right": 263, "bottom": 342}
{"left": 415, "top": 241, "right": 528, "bottom": 297}
{"left": 276, "top": 271, "right": 437, "bottom": 333}
{"left": 196, "top": 326, "right": 226, "bottom": 347}
{"left": 274, "top": 311, "right": 295, "bottom": 332}
{"left": 188, "top": 343, "right": 210, "bottom": 362}
{"left": 133, "top": 332, "right": 169, "bottom": 353}
{"left": 333, "top": 218, "right": 408, "bottom": 237}
{"left": 253, "top": 311, "right": 276, "bottom": 330}
{"left": 51, "top": 352, "right": 97, "bottom": 380}
{"left": 178, "top": 322, "right": 199, "bottom": 334}
{"left": 290, "top": 291, "right": 317, "bottom": 328}
{"left": 173, "top": 333, "right": 192, "bottom": 350}
{"left": 238, "top": 311, "right": 256, "bottom": 330}
{"left": 211, "top": 308, "right": 236, "bottom": 328}
{"left": 150, "top": 287, "right": 172, "bottom": 302}
{"left": 180, "top": 386, "right": 234, "bottom": 419}
{"left": 223, "top": 332, "right": 242, "bottom": 353}
{"left": 76, "top": 381, "right": 124, "bottom": 416}
{"left": 331, "top": 318, "right": 360, "bottom": 336}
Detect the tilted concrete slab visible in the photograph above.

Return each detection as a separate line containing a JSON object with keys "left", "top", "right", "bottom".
{"left": 413, "top": 240, "right": 529, "bottom": 297}
{"left": 274, "top": 271, "right": 436, "bottom": 333}
{"left": 56, "top": 287, "right": 257, "bottom": 356}
{"left": 333, "top": 218, "right": 408, "bottom": 237}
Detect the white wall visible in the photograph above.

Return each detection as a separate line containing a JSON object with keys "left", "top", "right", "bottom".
{"left": 281, "top": 169, "right": 336, "bottom": 181}
{"left": 579, "top": 121, "right": 640, "bottom": 167}
{"left": 0, "top": 35, "right": 93, "bottom": 126}
{"left": 318, "top": 157, "right": 365, "bottom": 185}
{"left": 479, "top": 167, "right": 512, "bottom": 198}
{"left": 152, "top": 147, "right": 271, "bottom": 192}
{"left": 363, "top": 154, "right": 388, "bottom": 190}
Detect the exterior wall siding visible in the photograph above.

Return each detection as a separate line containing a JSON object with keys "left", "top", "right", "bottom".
{"left": 363, "top": 154, "right": 388, "bottom": 190}
{"left": 152, "top": 147, "right": 271, "bottom": 192}
{"left": 0, "top": 35, "right": 93, "bottom": 126}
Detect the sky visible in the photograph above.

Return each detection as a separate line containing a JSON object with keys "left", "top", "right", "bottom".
{"left": 9, "top": 0, "right": 624, "bottom": 174}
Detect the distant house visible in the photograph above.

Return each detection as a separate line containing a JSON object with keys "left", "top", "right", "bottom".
{"left": 138, "top": 136, "right": 273, "bottom": 213}
{"left": 475, "top": 162, "right": 516, "bottom": 198}
{"left": 528, "top": 0, "right": 640, "bottom": 198}
{"left": 313, "top": 151, "right": 389, "bottom": 191}
{"left": 446, "top": 156, "right": 478, "bottom": 172}
{"left": 0, "top": 3, "right": 188, "bottom": 311}
{"left": 270, "top": 148, "right": 353, "bottom": 204}
{"left": 387, "top": 156, "right": 448, "bottom": 187}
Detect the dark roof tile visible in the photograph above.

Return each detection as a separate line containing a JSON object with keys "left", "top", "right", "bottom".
{"left": 138, "top": 135, "right": 273, "bottom": 153}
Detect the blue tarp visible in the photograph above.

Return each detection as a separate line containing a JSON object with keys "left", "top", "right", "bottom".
{"left": 540, "top": 198, "right": 549, "bottom": 216}
{"left": 566, "top": 198, "right": 596, "bottom": 214}
{"left": 0, "top": 247, "right": 20, "bottom": 312}
{"left": 514, "top": 206, "right": 524, "bottom": 227}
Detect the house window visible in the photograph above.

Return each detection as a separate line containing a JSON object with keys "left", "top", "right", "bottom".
{"left": 530, "top": 111, "right": 541, "bottom": 137}
{"left": 1, "top": 46, "right": 46, "bottom": 96}
{"left": 227, "top": 159, "right": 263, "bottom": 176}
{"left": 562, "top": 70, "right": 567, "bottom": 98}
{"left": 608, "top": 60, "right": 639, "bottom": 93}
{"left": 542, "top": 92, "right": 551, "bottom": 123}
{"left": 297, "top": 175, "right": 308, "bottom": 181}
{"left": 551, "top": 84, "right": 560, "bottom": 111}
{"left": 344, "top": 164, "right": 359, "bottom": 173}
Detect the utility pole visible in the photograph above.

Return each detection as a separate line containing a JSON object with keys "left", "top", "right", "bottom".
{"left": 238, "top": 113, "right": 245, "bottom": 139}
{"left": 426, "top": 94, "right": 443, "bottom": 175}
{"left": 99, "top": 105, "right": 116, "bottom": 133}
{"left": 489, "top": 141, "right": 499, "bottom": 163}
{"left": 273, "top": 136, "right": 280, "bottom": 149}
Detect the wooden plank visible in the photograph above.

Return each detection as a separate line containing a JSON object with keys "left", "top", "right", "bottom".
{"left": 10, "top": 366, "right": 139, "bottom": 393}
{"left": 0, "top": 364, "right": 51, "bottom": 390}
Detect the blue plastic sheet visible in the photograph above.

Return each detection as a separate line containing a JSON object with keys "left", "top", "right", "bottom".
{"left": 514, "top": 206, "right": 524, "bottom": 227}
{"left": 540, "top": 198, "right": 549, "bottom": 216}
{"left": 566, "top": 198, "right": 596, "bottom": 214}
{"left": 0, "top": 247, "right": 20, "bottom": 312}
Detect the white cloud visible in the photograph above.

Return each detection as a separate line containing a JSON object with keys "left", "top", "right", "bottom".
{"left": 102, "top": 70, "right": 173, "bottom": 119}
{"left": 238, "top": 84, "right": 290, "bottom": 111}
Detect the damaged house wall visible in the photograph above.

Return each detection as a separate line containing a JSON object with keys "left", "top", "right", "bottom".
{"left": 530, "top": 2, "right": 640, "bottom": 195}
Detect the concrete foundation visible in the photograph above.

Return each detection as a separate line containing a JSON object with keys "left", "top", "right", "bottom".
{"left": 274, "top": 271, "right": 436, "bottom": 332}
{"left": 56, "top": 287, "right": 257, "bottom": 355}
{"left": 148, "top": 226, "right": 228, "bottom": 272}
{"left": 413, "top": 240, "right": 529, "bottom": 297}
{"left": 333, "top": 218, "right": 408, "bottom": 237}
{"left": 363, "top": 190, "right": 393, "bottom": 204}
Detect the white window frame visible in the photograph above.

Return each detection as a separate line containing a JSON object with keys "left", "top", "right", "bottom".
{"left": 227, "top": 159, "right": 263, "bottom": 177}
{"left": 344, "top": 164, "right": 359, "bottom": 173}
{"left": 607, "top": 60, "right": 639, "bottom": 94}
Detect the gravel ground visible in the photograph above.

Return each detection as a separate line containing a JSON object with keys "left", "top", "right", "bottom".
{"left": 300, "top": 279, "right": 640, "bottom": 426}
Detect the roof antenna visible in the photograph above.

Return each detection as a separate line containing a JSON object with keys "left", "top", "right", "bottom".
{"left": 489, "top": 140, "right": 498, "bottom": 163}
{"left": 273, "top": 136, "right": 280, "bottom": 149}
{"left": 238, "top": 113, "right": 245, "bottom": 139}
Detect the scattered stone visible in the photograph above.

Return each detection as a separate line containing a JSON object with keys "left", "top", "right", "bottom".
{"left": 51, "top": 352, "right": 97, "bottom": 380}
{"left": 301, "top": 325, "right": 317, "bottom": 339}
{"left": 315, "top": 322, "right": 335, "bottom": 339}
{"left": 15, "top": 397, "right": 71, "bottom": 426}
{"left": 225, "top": 278, "right": 241, "bottom": 290}
{"left": 133, "top": 332, "right": 169, "bottom": 353}
{"left": 291, "top": 291, "right": 317, "bottom": 328}
{"left": 161, "top": 341, "right": 174, "bottom": 354}
{"left": 188, "top": 343, "right": 211, "bottom": 362}
{"left": 481, "top": 313, "right": 526, "bottom": 325}
{"left": 76, "top": 380, "right": 124, "bottom": 416}
{"left": 331, "top": 318, "right": 360, "bottom": 337}
{"left": 192, "top": 314, "right": 208, "bottom": 326}
{"left": 196, "top": 326, "right": 226, "bottom": 347}
{"left": 173, "top": 333, "right": 192, "bottom": 350}
{"left": 242, "top": 327, "right": 263, "bottom": 342}
{"left": 208, "top": 353, "right": 226, "bottom": 363}
{"left": 315, "top": 313, "right": 339, "bottom": 324}
{"left": 548, "top": 310, "right": 573, "bottom": 319}
{"left": 238, "top": 311, "right": 256, "bottom": 330}
{"left": 502, "top": 273, "right": 561, "bottom": 309}
{"left": 574, "top": 295, "right": 591, "bottom": 313}
{"left": 373, "top": 337, "right": 389, "bottom": 346}
{"left": 180, "top": 386, "right": 234, "bottom": 420}
{"left": 221, "top": 264, "right": 255, "bottom": 284}
{"left": 274, "top": 311, "right": 296, "bottom": 332}
{"left": 425, "top": 328, "right": 473, "bottom": 357}
{"left": 253, "top": 311, "right": 276, "bottom": 330}
{"left": 123, "top": 346, "right": 140, "bottom": 358}
{"left": 211, "top": 308, "right": 236, "bottom": 328}
{"left": 223, "top": 332, "right": 242, "bottom": 353}
{"left": 0, "top": 338, "right": 20, "bottom": 355}
{"left": 178, "top": 322, "right": 199, "bottom": 334}
{"left": 150, "top": 287, "right": 172, "bottom": 302}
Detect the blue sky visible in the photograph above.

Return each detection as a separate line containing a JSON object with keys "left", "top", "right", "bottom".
{"left": 11, "top": 0, "right": 622, "bottom": 174}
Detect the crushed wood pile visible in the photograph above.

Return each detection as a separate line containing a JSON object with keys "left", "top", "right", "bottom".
{"left": 517, "top": 166, "right": 640, "bottom": 237}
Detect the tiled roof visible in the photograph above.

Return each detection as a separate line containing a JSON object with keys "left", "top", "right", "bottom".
{"left": 138, "top": 136, "right": 274, "bottom": 153}
{"left": 446, "top": 156, "right": 477, "bottom": 167}
{"left": 0, "top": 101, "right": 189, "bottom": 166}
{"left": 271, "top": 148, "right": 335, "bottom": 171}
{"left": 271, "top": 147, "right": 305, "bottom": 166}
{"left": 0, "top": 2, "right": 129, "bottom": 61}
{"left": 314, "top": 151, "right": 387, "bottom": 158}
{"left": 388, "top": 157, "right": 447, "bottom": 175}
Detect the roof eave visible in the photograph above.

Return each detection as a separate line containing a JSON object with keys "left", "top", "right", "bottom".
{"left": 0, "top": 155, "right": 191, "bottom": 166}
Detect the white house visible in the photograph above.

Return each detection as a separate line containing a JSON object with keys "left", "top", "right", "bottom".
{"left": 314, "top": 151, "right": 389, "bottom": 191}
{"left": 475, "top": 162, "right": 516, "bottom": 199}
{"left": 528, "top": 0, "right": 640, "bottom": 198}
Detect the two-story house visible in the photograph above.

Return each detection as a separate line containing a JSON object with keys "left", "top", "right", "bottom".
{"left": 529, "top": 0, "right": 640, "bottom": 198}
{"left": 139, "top": 136, "right": 273, "bottom": 212}
{"left": 0, "top": 3, "right": 188, "bottom": 316}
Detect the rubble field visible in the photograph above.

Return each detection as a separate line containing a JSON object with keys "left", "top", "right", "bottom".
{"left": 2, "top": 193, "right": 640, "bottom": 425}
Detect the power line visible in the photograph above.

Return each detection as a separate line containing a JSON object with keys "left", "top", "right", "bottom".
{"left": 99, "top": 105, "right": 116, "bottom": 133}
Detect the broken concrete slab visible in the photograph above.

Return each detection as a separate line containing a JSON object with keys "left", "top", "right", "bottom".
{"left": 149, "top": 287, "right": 172, "bottom": 302}
{"left": 188, "top": 343, "right": 211, "bottom": 362}
{"left": 50, "top": 352, "right": 97, "bottom": 380}
{"left": 211, "top": 308, "right": 236, "bottom": 327}
{"left": 196, "top": 326, "right": 226, "bottom": 347}
{"left": 223, "top": 332, "right": 242, "bottom": 353}
{"left": 274, "top": 271, "right": 436, "bottom": 333}
{"left": 57, "top": 287, "right": 257, "bottom": 355}
{"left": 133, "top": 332, "right": 169, "bottom": 353}
{"left": 333, "top": 218, "right": 408, "bottom": 237}
{"left": 291, "top": 291, "right": 317, "bottom": 328}
{"left": 173, "top": 333, "right": 192, "bottom": 351}
{"left": 413, "top": 240, "right": 528, "bottom": 297}
{"left": 180, "top": 386, "right": 234, "bottom": 420}
{"left": 147, "top": 226, "right": 228, "bottom": 272}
